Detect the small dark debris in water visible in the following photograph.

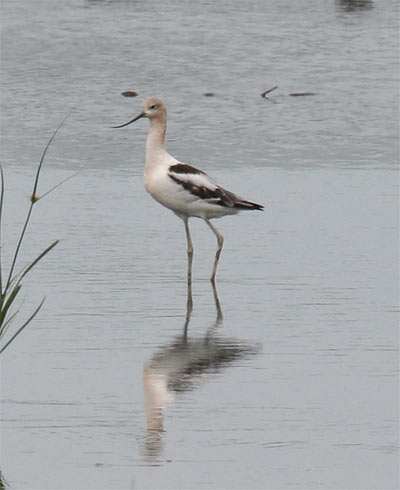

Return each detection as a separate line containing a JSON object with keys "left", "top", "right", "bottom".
{"left": 336, "top": 0, "right": 373, "bottom": 12}
{"left": 203, "top": 92, "right": 215, "bottom": 97}
{"left": 261, "top": 86, "right": 278, "bottom": 98}
{"left": 121, "top": 91, "right": 138, "bottom": 97}
{"left": 289, "top": 92, "right": 316, "bottom": 97}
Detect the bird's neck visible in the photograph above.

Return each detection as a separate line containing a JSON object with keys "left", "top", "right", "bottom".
{"left": 146, "top": 116, "right": 167, "bottom": 159}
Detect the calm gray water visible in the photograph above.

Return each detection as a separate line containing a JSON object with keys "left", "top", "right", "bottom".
{"left": 1, "top": 0, "right": 399, "bottom": 489}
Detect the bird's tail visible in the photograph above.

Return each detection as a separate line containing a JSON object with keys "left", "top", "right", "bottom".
{"left": 234, "top": 199, "right": 264, "bottom": 211}
{"left": 220, "top": 187, "right": 264, "bottom": 211}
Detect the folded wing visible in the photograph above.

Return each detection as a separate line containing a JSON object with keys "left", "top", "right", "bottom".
{"left": 168, "top": 163, "right": 263, "bottom": 211}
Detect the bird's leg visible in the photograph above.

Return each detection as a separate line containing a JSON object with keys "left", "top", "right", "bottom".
{"left": 205, "top": 219, "right": 224, "bottom": 283}
{"left": 183, "top": 276, "right": 193, "bottom": 341}
{"left": 211, "top": 280, "right": 223, "bottom": 324}
{"left": 183, "top": 218, "right": 194, "bottom": 290}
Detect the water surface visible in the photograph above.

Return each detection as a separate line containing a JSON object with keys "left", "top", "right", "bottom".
{"left": 1, "top": 0, "right": 398, "bottom": 489}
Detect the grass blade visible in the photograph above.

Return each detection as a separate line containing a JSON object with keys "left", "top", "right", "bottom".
{"left": 31, "top": 111, "right": 72, "bottom": 201}
{"left": 4, "top": 113, "right": 70, "bottom": 292}
{"left": 0, "top": 283, "right": 22, "bottom": 330}
{"left": 0, "top": 167, "right": 4, "bottom": 294}
{"left": 0, "top": 113, "right": 70, "bottom": 353}
{"left": 0, "top": 298, "right": 45, "bottom": 354}
{"left": 37, "top": 171, "right": 81, "bottom": 201}
{"left": 17, "top": 239, "right": 59, "bottom": 285}
{"left": 1, "top": 309, "right": 19, "bottom": 334}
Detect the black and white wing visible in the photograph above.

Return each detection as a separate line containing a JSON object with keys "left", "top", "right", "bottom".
{"left": 168, "top": 163, "right": 263, "bottom": 210}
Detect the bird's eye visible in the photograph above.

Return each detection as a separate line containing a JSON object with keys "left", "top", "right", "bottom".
{"left": 150, "top": 104, "right": 157, "bottom": 110}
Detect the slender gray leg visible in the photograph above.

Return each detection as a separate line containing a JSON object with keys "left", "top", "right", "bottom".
{"left": 205, "top": 219, "right": 224, "bottom": 283}
{"left": 183, "top": 218, "right": 194, "bottom": 289}
{"left": 211, "top": 280, "right": 223, "bottom": 324}
{"left": 205, "top": 281, "right": 223, "bottom": 341}
{"left": 183, "top": 278, "right": 193, "bottom": 340}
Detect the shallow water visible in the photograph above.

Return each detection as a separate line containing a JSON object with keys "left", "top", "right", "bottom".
{"left": 1, "top": 0, "right": 399, "bottom": 489}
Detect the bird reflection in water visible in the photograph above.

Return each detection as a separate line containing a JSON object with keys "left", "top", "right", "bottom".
{"left": 142, "top": 281, "right": 259, "bottom": 462}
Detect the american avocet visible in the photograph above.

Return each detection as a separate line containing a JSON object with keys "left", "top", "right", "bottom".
{"left": 113, "top": 98, "right": 263, "bottom": 283}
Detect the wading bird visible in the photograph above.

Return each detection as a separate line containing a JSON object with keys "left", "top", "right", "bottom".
{"left": 113, "top": 98, "right": 263, "bottom": 283}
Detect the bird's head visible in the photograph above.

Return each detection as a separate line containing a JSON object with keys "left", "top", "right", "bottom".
{"left": 113, "top": 97, "right": 166, "bottom": 128}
